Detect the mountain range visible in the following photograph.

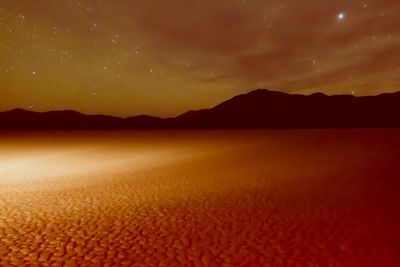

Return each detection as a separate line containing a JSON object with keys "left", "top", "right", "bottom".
{"left": 1, "top": 89, "right": 399, "bottom": 129}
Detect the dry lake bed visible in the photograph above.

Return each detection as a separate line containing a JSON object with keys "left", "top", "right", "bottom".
{"left": 0, "top": 130, "right": 399, "bottom": 266}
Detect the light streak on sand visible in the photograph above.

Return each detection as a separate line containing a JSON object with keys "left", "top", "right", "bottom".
{"left": 0, "top": 148, "right": 182, "bottom": 184}
{"left": 0, "top": 130, "right": 399, "bottom": 266}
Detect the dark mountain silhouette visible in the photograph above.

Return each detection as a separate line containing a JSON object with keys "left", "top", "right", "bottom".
{"left": 0, "top": 108, "right": 124, "bottom": 130}
{"left": 1, "top": 89, "right": 400, "bottom": 129}
{"left": 173, "top": 89, "right": 400, "bottom": 129}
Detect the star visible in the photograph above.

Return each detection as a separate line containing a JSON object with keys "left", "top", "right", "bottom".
{"left": 2, "top": 0, "right": 399, "bottom": 117}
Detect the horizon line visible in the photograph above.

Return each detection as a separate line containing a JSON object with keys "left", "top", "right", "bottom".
{"left": 1, "top": 88, "right": 399, "bottom": 119}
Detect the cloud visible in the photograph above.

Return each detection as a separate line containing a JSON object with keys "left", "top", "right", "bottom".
{"left": 127, "top": 0, "right": 400, "bottom": 93}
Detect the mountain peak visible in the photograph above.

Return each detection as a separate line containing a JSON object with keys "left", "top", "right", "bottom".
{"left": 309, "top": 92, "right": 328, "bottom": 97}
{"left": 6, "top": 108, "right": 33, "bottom": 113}
{"left": 1, "top": 89, "right": 400, "bottom": 129}
{"left": 246, "top": 89, "right": 289, "bottom": 96}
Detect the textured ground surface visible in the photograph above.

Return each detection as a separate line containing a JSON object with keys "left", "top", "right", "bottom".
{"left": 0, "top": 130, "right": 399, "bottom": 266}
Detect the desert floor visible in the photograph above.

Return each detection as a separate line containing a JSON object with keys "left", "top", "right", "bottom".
{"left": 0, "top": 130, "right": 399, "bottom": 266}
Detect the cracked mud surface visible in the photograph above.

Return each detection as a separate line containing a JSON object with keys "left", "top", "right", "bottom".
{"left": 0, "top": 130, "right": 399, "bottom": 266}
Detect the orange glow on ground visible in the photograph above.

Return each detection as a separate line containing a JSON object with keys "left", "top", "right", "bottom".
{"left": 0, "top": 130, "right": 399, "bottom": 265}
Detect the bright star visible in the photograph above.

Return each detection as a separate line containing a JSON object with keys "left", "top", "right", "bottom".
{"left": 337, "top": 13, "right": 345, "bottom": 20}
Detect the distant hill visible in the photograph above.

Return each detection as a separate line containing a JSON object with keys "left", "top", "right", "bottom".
{"left": 1, "top": 89, "right": 400, "bottom": 129}
{"left": 0, "top": 109, "right": 124, "bottom": 130}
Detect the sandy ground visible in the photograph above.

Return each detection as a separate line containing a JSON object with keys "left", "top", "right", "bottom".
{"left": 0, "top": 130, "right": 399, "bottom": 266}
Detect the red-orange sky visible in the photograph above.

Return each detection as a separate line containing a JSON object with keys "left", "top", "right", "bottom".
{"left": 1, "top": 0, "right": 399, "bottom": 117}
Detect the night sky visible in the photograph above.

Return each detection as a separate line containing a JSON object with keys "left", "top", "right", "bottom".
{"left": 1, "top": 1, "right": 399, "bottom": 117}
